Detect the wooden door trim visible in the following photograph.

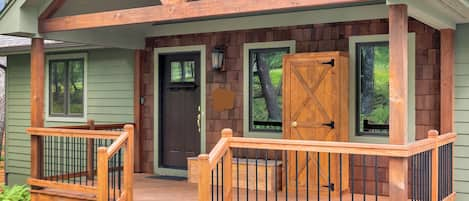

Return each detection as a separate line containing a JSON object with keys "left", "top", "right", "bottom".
{"left": 153, "top": 45, "right": 206, "bottom": 177}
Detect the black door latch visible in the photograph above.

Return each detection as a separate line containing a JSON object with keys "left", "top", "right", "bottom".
{"left": 322, "top": 121, "right": 335, "bottom": 129}
{"left": 321, "top": 59, "right": 335, "bottom": 67}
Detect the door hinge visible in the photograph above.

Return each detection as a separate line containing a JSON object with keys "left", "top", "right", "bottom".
{"left": 321, "top": 59, "right": 335, "bottom": 67}
{"left": 322, "top": 121, "right": 335, "bottom": 129}
{"left": 321, "top": 183, "right": 335, "bottom": 191}
{"left": 140, "top": 96, "right": 145, "bottom": 105}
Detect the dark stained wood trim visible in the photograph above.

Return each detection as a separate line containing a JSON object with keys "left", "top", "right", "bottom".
{"left": 388, "top": 4, "right": 409, "bottom": 201}
{"left": 31, "top": 38, "right": 45, "bottom": 179}
{"left": 39, "top": 0, "right": 367, "bottom": 33}
{"left": 440, "top": 29, "right": 455, "bottom": 134}
{"left": 39, "top": 0, "right": 66, "bottom": 20}
{"left": 134, "top": 50, "right": 143, "bottom": 173}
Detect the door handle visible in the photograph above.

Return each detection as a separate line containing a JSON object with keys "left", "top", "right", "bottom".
{"left": 291, "top": 121, "right": 298, "bottom": 128}
{"left": 322, "top": 121, "right": 335, "bottom": 129}
{"left": 197, "top": 106, "right": 201, "bottom": 133}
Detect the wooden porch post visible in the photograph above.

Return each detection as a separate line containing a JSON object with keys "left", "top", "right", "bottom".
{"left": 388, "top": 4, "right": 409, "bottom": 201}
{"left": 30, "top": 38, "right": 45, "bottom": 179}
{"left": 134, "top": 49, "right": 143, "bottom": 173}
{"left": 440, "top": 29, "right": 455, "bottom": 134}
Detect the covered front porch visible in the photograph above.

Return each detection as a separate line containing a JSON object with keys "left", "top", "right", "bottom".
{"left": 1, "top": 0, "right": 464, "bottom": 201}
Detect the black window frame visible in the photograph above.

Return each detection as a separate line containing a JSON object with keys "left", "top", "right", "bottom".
{"left": 248, "top": 47, "right": 289, "bottom": 133}
{"left": 355, "top": 41, "right": 390, "bottom": 137}
{"left": 48, "top": 58, "right": 85, "bottom": 118}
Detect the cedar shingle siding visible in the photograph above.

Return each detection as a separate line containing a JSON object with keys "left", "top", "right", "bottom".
{"left": 143, "top": 18, "right": 441, "bottom": 178}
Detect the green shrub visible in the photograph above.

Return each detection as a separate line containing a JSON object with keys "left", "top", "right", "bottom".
{"left": 0, "top": 185, "right": 30, "bottom": 201}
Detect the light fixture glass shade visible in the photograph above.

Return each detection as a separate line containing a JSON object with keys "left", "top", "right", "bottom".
{"left": 212, "top": 47, "right": 224, "bottom": 70}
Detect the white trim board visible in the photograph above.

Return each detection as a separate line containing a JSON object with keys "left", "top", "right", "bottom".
{"left": 348, "top": 33, "right": 416, "bottom": 144}
{"left": 45, "top": 52, "right": 88, "bottom": 123}
{"left": 243, "top": 40, "right": 296, "bottom": 139}
{"left": 153, "top": 45, "right": 206, "bottom": 177}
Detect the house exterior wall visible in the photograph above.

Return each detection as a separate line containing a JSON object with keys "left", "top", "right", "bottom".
{"left": 5, "top": 48, "right": 134, "bottom": 185}
{"left": 454, "top": 23, "right": 469, "bottom": 201}
{"left": 143, "top": 18, "right": 441, "bottom": 181}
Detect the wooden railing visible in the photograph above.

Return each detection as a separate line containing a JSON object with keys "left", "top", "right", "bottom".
{"left": 27, "top": 122, "right": 134, "bottom": 201}
{"left": 198, "top": 129, "right": 456, "bottom": 201}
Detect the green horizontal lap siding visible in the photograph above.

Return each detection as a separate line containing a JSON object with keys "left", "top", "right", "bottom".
{"left": 5, "top": 48, "right": 135, "bottom": 185}
{"left": 455, "top": 23, "right": 469, "bottom": 200}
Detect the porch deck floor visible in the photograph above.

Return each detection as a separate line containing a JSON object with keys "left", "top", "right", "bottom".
{"left": 133, "top": 174, "right": 395, "bottom": 201}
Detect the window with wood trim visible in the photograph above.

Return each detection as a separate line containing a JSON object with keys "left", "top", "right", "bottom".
{"left": 49, "top": 59, "right": 85, "bottom": 117}
{"left": 356, "top": 42, "right": 390, "bottom": 136}
{"left": 248, "top": 47, "right": 289, "bottom": 132}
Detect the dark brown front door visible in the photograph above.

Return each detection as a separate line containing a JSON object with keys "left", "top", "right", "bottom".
{"left": 159, "top": 53, "right": 201, "bottom": 169}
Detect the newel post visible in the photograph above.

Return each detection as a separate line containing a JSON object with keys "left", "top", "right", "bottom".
{"left": 198, "top": 154, "right": 210, "bottom": 201}
{"left": 97, "top": 147, "right": 109, "bottom": 201}
{"left": 124, "top": 124, "right": 135, "bottom": 200}
{"left": 222, "top": 129, "right": 233, "bottom": 201}
{"left": 428, "top": 130, "right": 439, "bottom": 201}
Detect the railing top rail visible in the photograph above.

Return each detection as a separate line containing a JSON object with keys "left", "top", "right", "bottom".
{"left": 228, "top": 132, "right": 456, "bottom": 157}
{"left": 27, "top": 127, "right": 122, "bottom": 139}
{"left": 106, "top": 131, "right": 130, "bottom": 157}
{"left": 203, "top": 130, "right": 456, "bottom": 170}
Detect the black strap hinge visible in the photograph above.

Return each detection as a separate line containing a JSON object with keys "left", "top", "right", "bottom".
{"left": 321, "top": 59, "right": 335, "bottom": 67}
{"left": 321, "top": 183, "right": 335, "bottom": 191}
{"left": 322, "top": 121, "right": 335, "bottom": 129}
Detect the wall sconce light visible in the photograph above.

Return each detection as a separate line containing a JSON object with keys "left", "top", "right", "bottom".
{"left": 212, "top": 46, "right": 225, "bottom": 71}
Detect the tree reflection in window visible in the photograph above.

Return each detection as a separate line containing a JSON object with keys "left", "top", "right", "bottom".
{"left": 357, "top": 42, "right": 390, "bottom": 136}
{"left": 49, "top": 59, "right": 84, "bottom": 117}
{"left": 249, "top": 48, "right": 289, "bottom": 132}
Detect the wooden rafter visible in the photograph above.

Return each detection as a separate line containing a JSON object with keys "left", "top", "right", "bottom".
{"left": 39, "top": 0, "right": 66, "bottom": 20}
{"left": 39, "top": 0, "right": 366, "bottom": 33}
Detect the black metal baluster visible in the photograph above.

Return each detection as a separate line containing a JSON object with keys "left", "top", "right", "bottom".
{"left": 448, "top": 143, "right": 454, "bottom": 197}
{"left": 317, "top": 152, "right": 320, "bottom": 201}
{"left": 265, "top": 151, "right": 268, "bottom": 201}
{"left": 275, "top": 151, "right": 278, "bottom": 201}
{"left": 222, "top": 156, "right": 224, "bottom": 201}
{"left": 216, "top": 162, "right": 219, "bottom": 201}
{"left": 295, "top": 151, "right": 298, "bottom": 201}
{"left": 61, "top": 137, "right": 64, "bottom": 183}
{"left": 351, "top": 154, "right": 354, "bottom": 201}
{"left": 118, "top": 149, "right": 122, "bottom": 196}
{"left": 375, "top": 156, "right": 378, "bottom": 201}
{"left": 285, "top": 151, "right": 288, "bottom": 201}
{"left": 73, "top": 137, "right": 76, "bottom": 184}
{"left": 55, "top": 136, "right": 58, "bottom": 182}
{"left": 67, "top": 138, "right": 70, "bottom": 184}
{"left": 236, "top": 149, "right": 239, "bottom": 201}
{"left": 212, "top": 170, "right": 214, "bottom": 201}
{"left": 79, "top": 138, "right": 83, "bottom": 185}
{"left": 328, "top": 153, "right": 331, "bottom": 201}
{"left": 363, "top": 155, "right": 366, "bottom": 201}
{"left": 256, "top": 149, "right": 259, "bottom": 201}
{"left": 306, "top": 152, "right": 309, "bottom": 201}
{"left": 419, "top": 152, "right": 422, "bottom": 201}
{"left": 246, "top": 149, "right": 249, "bottom": 201}
{"left": 339, "top": 153, "right": 342, "bottom": 201}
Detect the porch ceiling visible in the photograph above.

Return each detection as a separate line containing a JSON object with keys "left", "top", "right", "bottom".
{"left": 51, "top": 0, "right": 161, "bottom": 18}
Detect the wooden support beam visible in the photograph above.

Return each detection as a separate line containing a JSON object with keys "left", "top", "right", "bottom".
{"left": 39, "top": 0, "right": 66, "bottom": 20}
{"left": 124, "top": 125, "right": 135, "bottom": 200}
{"left": 30, "top": 38, "right": 45, "bottom": 179}
{"left": 39, "top": 0, "right": 366, "bottom": 33}
{"left": 134, "top": 50, "right": 143, "bottom": 173}
{"left": 388, "top": 4, "right": 409, "bottom": 201}
{"left": 440, "top": 29, "right": 455, "bottom": 134}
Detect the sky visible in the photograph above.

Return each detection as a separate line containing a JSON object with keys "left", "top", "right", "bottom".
{"left": 0, "top": 0, "right": 4, "bottom": 11}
